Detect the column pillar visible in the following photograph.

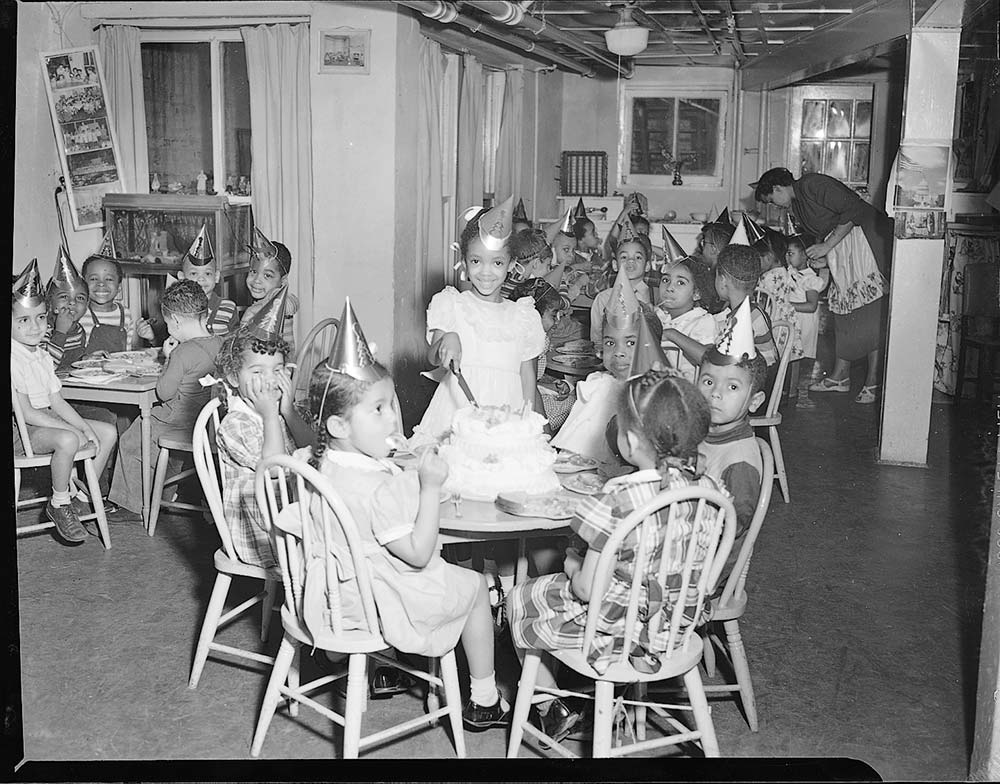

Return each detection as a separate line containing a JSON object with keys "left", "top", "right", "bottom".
{"left": 878, "top": 0, "right": 963, "bottom": 466}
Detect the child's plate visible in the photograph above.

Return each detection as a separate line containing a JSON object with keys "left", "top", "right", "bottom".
{"left": 495, "top": 491, "right": 579, "bottom": 520}
{"left": 69, "top": 367, "right": 118, "bottom": 381}
{"left": 550, "top": 355, "right": 602, "bottom": 369}
{"left": 561, "top": 471, "right": 607, "bottom": 496}
{"left": 554, "top": 350, "right": 598, "bottom": 359}
{"left": 71, "top": 358, "right": 107, "bottom": 370}
{"left": 104, "top": 360, "right": 161, "bottom": 376}
{"left": 107, "top": 349, "right": 159, "bottom": 361}
{"left": 559, "top": 339, "right": 595, "bottom": 353}
{"left": 553, "top": 451, "right": 601, "bottom": 474}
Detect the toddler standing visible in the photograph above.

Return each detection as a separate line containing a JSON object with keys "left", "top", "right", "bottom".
{"left": 786, "top": 234, "right": 828, "bottom": 407}
{"left": 303, "top": 300, "right": 509, "bottom": 730}
{"left": 12, "top": 260, "right": 117, "bottom": 543}
{"left": 109, "top": 280, "right": 223, "bottom": 516}
{"left": 178, "top": 223, "right": 239, "bottom": 338}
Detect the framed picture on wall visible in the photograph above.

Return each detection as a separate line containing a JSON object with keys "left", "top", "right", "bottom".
{"left": 318, "top": 28, "right": 370, "bottom": 75}
{"left": 40, "top": 46, "right": 124, "bottom": 230}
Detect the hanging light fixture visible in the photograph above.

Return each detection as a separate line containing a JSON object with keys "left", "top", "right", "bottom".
{"left": 604, "top": 2, "right": 649, "bottom": 57}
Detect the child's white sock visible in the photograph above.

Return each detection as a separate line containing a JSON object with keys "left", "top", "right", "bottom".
{"left": 51, "top": 489, "right": 72, "bottom": 508}
{"left": 469, "top": 673, "right": 509, "bottom": 710}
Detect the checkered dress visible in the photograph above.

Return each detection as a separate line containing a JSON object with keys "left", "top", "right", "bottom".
{"left": 216, "top": 395, "right": 294, "bottom": 568}
{"left": 507, "top": 467, "right": 726, "bottom": 675}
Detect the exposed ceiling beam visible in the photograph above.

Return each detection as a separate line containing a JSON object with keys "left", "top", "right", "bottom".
{"left": 751, "top": 4, "right": 772, "bottom": 50}
{"left": 689, "top": 0, "right": 722, "bottom": 55}
{"left": 724, "top": 0, "right": 746, "bottom": 64}
{"left": 631, "top": 6, "right": 697, "bottom": 66}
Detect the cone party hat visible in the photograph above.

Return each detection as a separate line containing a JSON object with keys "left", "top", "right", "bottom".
{"left": 627, "top": 191, "right": 645, "bottom": 216}
{"left": 185, "top": 222, "right": 215, "bottom": 266}
{"left": 727, "top": 218, "right": 752, "bottom": 247}
{"left": 13, "top": 258, "right": 46, "bottom": 308}
{"left": 512, "top": 198, "right": 529, "bottom": 223}
{"left": 49, "top": 245, "right": 87, "bottom": 294}
{"left": 660, "top": 226, "right": 688, "bottom": 266}
{"left": 618, "top": 216, "right": 640, "bottom": 245}
{"left": 545, "top": 209, "right": 574, "bottom": 246}
{"left": 629, "top": 309, "right": 669, "bottom": 376}
{"left": 715, "top": 207, "right": 732, "bottom": 226}
{"left": 95, "top": 229, "right": 119, "bottom": 260}
{"left": 241, "top": 286, "right": 288, "bottom": 342}
{"left": 603, "top": 263, "right": 640, "bottom": 331}
{"left": 247, "top": 226, "right": 277, "bottom": 262}
{"left": 742, "top": 214, "right": 767, "bottom": 245}
{"left": 705, "top": 297, "right": 756, "bottom": 366}
{"left": 477, "top": 195, "right": 514, "bottom": 252}
{"left": 326, "top": 296, "right": 387, "bottom": 383}
{"left": 543, "top": 262, "right": 565, "bottom": 290}
{"left": 572, "top": 198, "right": 588, "bottom": 222}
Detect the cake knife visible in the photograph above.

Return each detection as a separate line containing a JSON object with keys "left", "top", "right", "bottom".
{"left": 450, "top": 361, "right": 478, "bottom": 407}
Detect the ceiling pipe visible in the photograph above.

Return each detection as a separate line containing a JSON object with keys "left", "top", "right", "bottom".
{"left": 462, "top": 0, "right": 634, "bottom": 77}
{"left": 396, "top": 0, "right": 596, "bottom": 76}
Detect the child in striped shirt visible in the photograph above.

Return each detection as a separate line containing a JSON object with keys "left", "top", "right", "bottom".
{"left": 177, "top": 239, "right": 238, "bottom": 338}
{"left": 44, "top": 259, "right": 90, "bottom": 372}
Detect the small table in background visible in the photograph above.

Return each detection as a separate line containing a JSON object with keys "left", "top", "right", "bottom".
{"left": 61, "top": 376, "right": 159, "bottom": 526}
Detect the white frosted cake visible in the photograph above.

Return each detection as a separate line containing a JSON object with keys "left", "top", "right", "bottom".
{"left": 440, "top": 405, "right": 562, "bottom": 501}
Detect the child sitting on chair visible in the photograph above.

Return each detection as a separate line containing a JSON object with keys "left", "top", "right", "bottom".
{"left": 241, "top": 228, "right": 299, "bottom": 355}
{"left": 216, "top": 287, "right": 313, "bottom": 569}
{"left": 11, "top": 259, "right": 117, "bottom": 544}
{"left": 507, "top": 369, "right": 725, "bottom": 743}
{"left": 696, "top": 298, "right": 766, "bottom": 586}
{"left": 303, "top": 298, "right": 509, "bottom": 730}
{"left": 177, "top": 223, "right": 239, "bottom": 338}
{"left": 656, "top": 256, "right": 717, "bottom": 384}
{"left": 109, "top": 280, "right": 223, "bottom": 517}
{"left": 44, "top": 247, "right": 91, "bottom": 372}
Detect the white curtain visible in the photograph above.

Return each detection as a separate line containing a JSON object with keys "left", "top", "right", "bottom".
{"left": 98, "top": 25, "right": 149, "bottom": 193}
{"left": 241, "top": 24, "right": 314, "bottom": 346}
{"left": 494, "top": 67, "right": 523, "bottom": 205}
{"left": 416, "top": 36, "right": 447, "bottom": 303}
{"left": 482, "top": 69, "right": 505, "bottom": 199}
{"left": 456, "top": 55, "right": 485, "bottom": 214}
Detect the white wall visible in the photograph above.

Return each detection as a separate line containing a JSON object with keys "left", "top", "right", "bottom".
{"left": 560, "top": 65, "right": 736, "bottom": 220}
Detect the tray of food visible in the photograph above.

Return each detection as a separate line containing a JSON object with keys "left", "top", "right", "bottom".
{"left": 68, "top": 367, "right": 121, "bottom": 382}
{"left": 558, "top": 339, "right": 595, "bottom": 353}
{"left": 495, "top": 491, "right": 579, "bottom": 520}
{"left": 102, "top": 348, "right": 163, "bottom": 376}
{"left": 71, "top": 358, "right": 108, "bottom": 370}
{"left": 553, "top": 451, "right": 601, "bottom": 474}
{"left": 560, "top": 471, "right": 607, "bottom": 495}
{"left": 549, "top": 354, "right": 602, "bottom": 370}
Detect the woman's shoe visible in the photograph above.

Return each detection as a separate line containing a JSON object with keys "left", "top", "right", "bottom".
{"left": 809, "top": 376, "right": 850, "bottom": 393}
{"left": 855, "top": 384, "right": 879, "bottom": 404}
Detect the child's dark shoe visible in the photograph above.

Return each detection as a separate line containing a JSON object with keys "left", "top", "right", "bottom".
{"left": 530, "top": 698, "right": 582, "bottom": 747}
{"left": 368, "top": 665, "right": 413, "bottom": 699}
{"left": 463, "top": 692, "right": 510, "bottom": 731}
{"left": 46, "top": 502, "right": 87, "bottom": 544}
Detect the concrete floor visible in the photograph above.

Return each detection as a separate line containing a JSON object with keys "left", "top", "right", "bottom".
{"left": 11, "top": 387, "right": 995, "bottom": 780}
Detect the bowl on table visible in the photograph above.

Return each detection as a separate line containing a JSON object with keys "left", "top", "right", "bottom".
{"left": 663, "top": 210, "right": 677, "bottom": 221}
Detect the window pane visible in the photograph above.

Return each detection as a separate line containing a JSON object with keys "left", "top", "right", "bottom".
{"left": 800, "top": 142, "right": 823, "bottom": 175}
{"left": 827, "top": 100, "right": 853, "bottom": 138}
{"left": 826, "top": 141, "right": 849, "bottom": 179}
{"left": 142, "top": 43, "right": 212, "bottom": 192}
{"left": 631, "top": 98, "right": 674, "bottom": 174}
{"left": 676, "top": 98, "right": 719, "bottom": 175}
{"left": 850, "top": 142, "right": 870, "bottom": 183}
{"left": 801, "top": 100, "right": 826, "bottom": 138}
{"left": 222, "top": 42, "right": 251, "bottom": 194}
{"left": 854, "top": 101, "right": 872, "bottom": 138}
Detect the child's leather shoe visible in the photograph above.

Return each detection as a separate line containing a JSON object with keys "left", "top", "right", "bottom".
{"left": 463, "top": 691, "right": 510, "bottom": 731}
{"left": 46, "top": 502, "right": 87, "bottom": 544}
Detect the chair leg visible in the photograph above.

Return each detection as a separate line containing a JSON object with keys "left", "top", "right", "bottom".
{"left": 287, "top": 646, "right": 300, "bottom": 718}
{"left": 769, "top": 426, "right": 789, "bottom": 503}
{"left": 189, "top": 572, "right": 233, "bottom": 689}
{"left": 425, "top": 657, "right": 440, "bottom": 724}
{"left": 14, "top": 468, "right": 20, "bottom": 508}
{"left": 261, "top": 580, "right": 276, "bottom": 643}
{"left": 701, "top": 625, "right": 717, "bottom": 678}
{"left": 439, "top": 650, "right": 467, "bottom": 758}
{"left": 82, "top": 458, "right": 111, "bottom": 550}
{"left": 723, "top": 619, "right": 758, "bottom": 731}
{"left": 250, "top": 634, "right": 297, "bottom": 757}
{"left": 634, "top": 682, "right": 647, "bottom": 742}
{"left": 592, "top": 680, "right": 615, "bottom": 758}
{"left": 506, "top": 651, "right": 541, "bottom": 758}
{"left": 147, "top": 447, "right": 172, "bottom": 537}
{"left": 342, "top": 653, "right": 368, "bottom": 759}
{"left": 684, "top": 667, "right": 719, "bottom": 758}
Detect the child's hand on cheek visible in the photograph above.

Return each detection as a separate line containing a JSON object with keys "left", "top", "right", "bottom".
{"left": 417, "top": 449, "right": 449, "bottom": 490}
{"left": 246, "top": 375, "right": 281, "bottom": 419}
{"left": 274, "top": 367, "right": 295, "bottom": 418}
{"left": 54, "top": 306, "right": 75, "bottom": 334}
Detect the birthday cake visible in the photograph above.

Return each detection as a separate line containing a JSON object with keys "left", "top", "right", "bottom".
{"left": 440, "top": 405, "right": 562, "bottom": 501}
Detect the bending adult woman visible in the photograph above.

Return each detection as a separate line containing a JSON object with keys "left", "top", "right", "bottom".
{"left": 753, "top": 168, "right": 892, "bottom": 404}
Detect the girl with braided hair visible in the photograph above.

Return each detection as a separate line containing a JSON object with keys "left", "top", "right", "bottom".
{"left": 506, "top": 370, "right": 728, "bottom": 741}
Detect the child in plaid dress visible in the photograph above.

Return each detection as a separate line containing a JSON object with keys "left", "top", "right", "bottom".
{"left": 507, "top": 371, "right": 725, "bottom": 736}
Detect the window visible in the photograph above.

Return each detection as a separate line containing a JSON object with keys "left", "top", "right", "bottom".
{"left": 620, "top": 87, "right": 728, "bottom": 187}
{"left": 789, "top": 85, "right": 873, "bottom": 191}
{"left": 141, "top": 31, "right": 251, "bottom": 198}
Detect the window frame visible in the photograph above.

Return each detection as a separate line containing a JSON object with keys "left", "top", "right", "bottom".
{"left": 617, "top": 84, "right": 729, "bottom": 189}
{"left": 140, "top": 28, "right": 251, "bottom": 203}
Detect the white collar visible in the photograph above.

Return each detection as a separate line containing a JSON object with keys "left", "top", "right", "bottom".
{"left": 11, "top": 338, "right": 46, "bottom": 362}
{"left": 323, "top": 449, "right": 400, "bottom": 475}
{"left": 225, "top": 392, "right": 261, "bottom": 423}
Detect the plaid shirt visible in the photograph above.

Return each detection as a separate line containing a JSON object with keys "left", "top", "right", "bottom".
{"left": 216, "top": 394, "right": 295, "bottom": 568}
{"left": 573, "top": 467, "right": 727, "bottom": 671}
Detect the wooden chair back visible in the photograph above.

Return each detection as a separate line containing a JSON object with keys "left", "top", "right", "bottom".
{"left": 11, "top": 383, "right": 36, "bottom": 458}
{"left": 716, "top": 437, "right": 774, "bottom": 608}
{"left": 762, "top": 320, "right": 793, "bottom": 418}
{"left": 293, "top": 318, "right": 340, "bottom": 405}
{"left": 255, "top": 453, "right": 383, "bottom": 646}
{"left": 581, "top": 486, "right": 737, "bottom": 667}
{"left": 191, "top": 397, "right": 233, "bottom": 557}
